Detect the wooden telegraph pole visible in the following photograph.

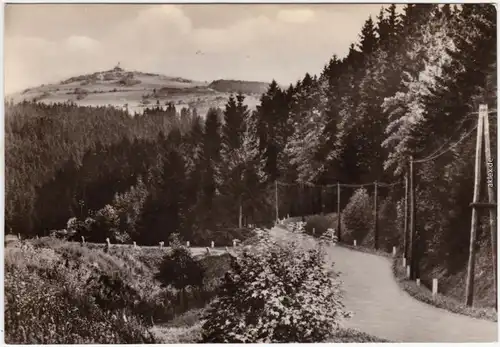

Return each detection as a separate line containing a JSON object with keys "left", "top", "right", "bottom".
{"left": 465, "top": 104, "right": 497, "bottom": 308}
{"left": 275, "top": 180, "right": 279, "bottom": 223}
{"left": 321, "top": 187, "right": 326, "bottom": 215}
{"left": 374, "top": 181, "right": 379, "bottom": 250}
{"left": 337, "top": 182, "right": 342, "bottom": 242}
{"left": 409, "top": 156, "right": 417, "bottom": 280}
{"left": 482, "top": 104, "right": 497, "bottom": 310}
{"left": 403, "top": 172, "right": 409, "bottom": 262}
{"left": 465, "top": 105, "right": 485, "bottom": 307}
{"left": 300, "top": 183, "right": 305, "bottom": 222}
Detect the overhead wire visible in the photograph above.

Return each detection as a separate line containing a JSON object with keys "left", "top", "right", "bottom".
{"left": 413, "top": 123, "right": 478, "bottom": 164}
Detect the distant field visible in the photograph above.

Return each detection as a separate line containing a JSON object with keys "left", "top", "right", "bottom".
{"left": 8, "top": 67, "right": 266, "bottom": 116}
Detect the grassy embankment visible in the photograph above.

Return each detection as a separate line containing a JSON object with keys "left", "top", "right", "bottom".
{"left": 4, "top": 235, "right": 232, "bottom": 344}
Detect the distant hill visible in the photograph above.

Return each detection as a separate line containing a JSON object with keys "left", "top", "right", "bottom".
{"left": 208, "top": 79, "right": 270, "bottom": 95}
{"left": 7, "top": 66, "right": 270, "bottom": 116}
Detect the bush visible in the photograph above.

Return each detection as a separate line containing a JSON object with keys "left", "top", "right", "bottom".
{"left": 285, "top": 221, "right": 306, "bottom": 233}
{"left": 91, "top": 205, "right": 130, "bottom": 243}
{"left": 67, "top": 216, "right": 94, "bottom": 240}
{"left": 342, "top": 188, "right": 373, "bottom": 244}
{"left": 155, "top": 243, "right": 205, "bottom": 291}
{"left": 155, "top": 236, "right": 205, "bottom": 311}
{"left": 112, "top": 177, "right": 148, "bottom": 240}
{"left": 201, "top": 234, "right": 349, "bottom": 343}
{"left": 304, "top": 213, "right": 338, "bottom": 237}
{"left": 118, "top": 75, "right": 141, "bottom": 86}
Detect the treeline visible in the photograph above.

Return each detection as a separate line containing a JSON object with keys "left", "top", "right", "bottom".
{"left": 261, "top": 3, "right": 495, "bottom": 293}
{"left": 5, "top": 4, "right": 496, "bottom": 285}
{"left": 6, "top": 98, "right": 271, "bottom": 245}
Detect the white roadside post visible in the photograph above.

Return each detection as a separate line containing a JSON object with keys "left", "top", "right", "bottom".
{"left": 432, "top": 279, "right": 438, "bottom": 298}
{"left": 133, "top": 241, "right": 137, "bottom": 249}
{"left": 211, "top": 241, "right": 215, "bottom": 248}
{"left": 186, "top": 241, "right": 190, "bottom": 248}
{"left": 392, "top": 246, "right": 397, "bottom": 257}
{"left": 354, "top": 240, "right": 357, "bottom": 246}
{"left": 406, "top": 266, "right": 411, "bottom": 279}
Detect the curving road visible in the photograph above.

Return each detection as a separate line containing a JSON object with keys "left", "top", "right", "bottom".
{"left": 269, "top": 226, "right": 498, "bottom": 343}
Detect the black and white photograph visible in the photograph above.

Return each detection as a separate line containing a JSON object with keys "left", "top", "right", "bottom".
{"left": 3, "top": 2, "right": 498, "bottom": 343}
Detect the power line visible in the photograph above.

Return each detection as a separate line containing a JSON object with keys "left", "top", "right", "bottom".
{"left": 277, "top": 180, "right": 402, "bottom": 189}
{"left": 413, "top": 124, "right": 478, "bottom": 164}
{"left": 415, "top": 114, "right": 472, "bottom": 161}
{"left": 379, "top": 180, "right": 404, "bottom": 187}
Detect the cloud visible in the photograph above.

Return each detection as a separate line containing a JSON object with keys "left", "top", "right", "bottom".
{"left": 277, "top": 9, "right": 315, "bottom": 23}
{"left": 65, "top": 35, "right": 101, "bottom": 51}
{"left": 4, "top": 4, "right": 384, "bottom": 94}
{"left": 134, "top": 5, "right": 192, "bottom": 36}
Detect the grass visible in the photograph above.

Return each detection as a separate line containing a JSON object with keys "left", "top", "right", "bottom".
{"left": 327, "top": 328, "right": 392, "bottom": 343}
{"left": 152, "top": 306, "right": 391, "bottom": 343}
{"left": 392, "top": 257, "right": 497, "bottom": 322}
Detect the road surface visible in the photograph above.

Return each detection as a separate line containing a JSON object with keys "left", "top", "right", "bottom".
{"left": 269, "top": 226, "right": 498, "bottom": 343}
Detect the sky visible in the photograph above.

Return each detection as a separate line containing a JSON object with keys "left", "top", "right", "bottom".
{"left": 4, "top": 3, "right": 387, "bottom": 95}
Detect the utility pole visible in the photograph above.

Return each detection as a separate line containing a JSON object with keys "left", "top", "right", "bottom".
{"left": 337, "top": 182, "right": 341, "bottom": 242}
{"left": 275, "top": 180, "right": 279, "bottom": 223}
{"left": 482, "top": 104, "right": 497, "bottom": 310}
{"left": 404, "top": 172, "right": 409, "bottom": 261}
{"left": 409, "top": 156, "right": 417, "bottom": 280}
{"left": 300, "top": 183, "right": 305, "bottom": 222}
{"left": 321, "top": 187, "right": 326, "bottom": 215}
{"left": 465, "top": 106, "right": 485, "bottom": 307}
{"left": 374, "top": 181, "right": 379, "bottom": 250}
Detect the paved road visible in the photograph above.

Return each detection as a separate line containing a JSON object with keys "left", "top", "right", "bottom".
{"left": 269, "top": 226, "right": 498, "bottom": 343}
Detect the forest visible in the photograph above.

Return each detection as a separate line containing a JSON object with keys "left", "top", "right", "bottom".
{"left": 5, "top": 4, "right": 497, "bottom": 303}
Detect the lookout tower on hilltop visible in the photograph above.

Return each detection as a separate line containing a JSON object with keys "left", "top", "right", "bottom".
{"left": 113, "top": 62, "right": 123, "bottom": 71}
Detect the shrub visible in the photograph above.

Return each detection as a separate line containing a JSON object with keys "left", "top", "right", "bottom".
{"left": 67, "top": 216, "right": 94, "bottom": 240}
{"left": 155, "top": 237, "right": 205, "bottom": 311}
{"left": 112, "top": 177, "right": 148, "bottom": 240}
{"left": 90, "top": 205, "right": 130, "bottom": 243}
{"left": 342, "top": 188, "right": 373, "bottom": 244}
{"left": 201, "top": 234, "right": 349, "bottom": 343}
{"left": 285, "top": 221, "right": 306, "bottom": 233}
{"left": 304, "top": 213, "right": 338, "bottom": 237}
{"left": 103, "top": 73, "right": 115, "bottom": 81}
{"left": 155, "top": 246, "right": 205, "bottom": 291}
{"left": 118, "top": 76, "right": 141, "bottom": 86}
